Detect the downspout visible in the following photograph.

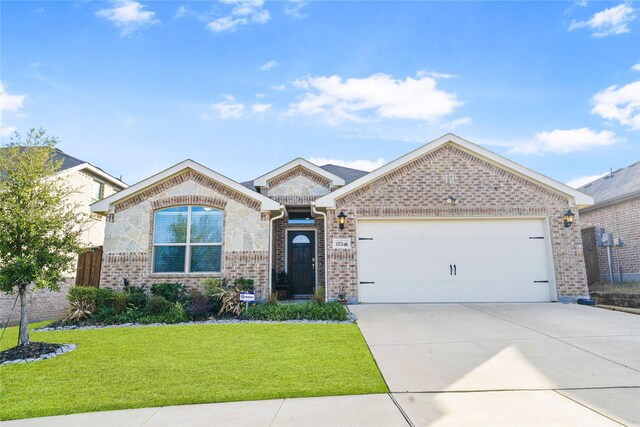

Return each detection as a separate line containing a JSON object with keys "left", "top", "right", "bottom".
{"left": 311, "top": 203, "right": 329, "bottom": 302}
{"left": 268, "top": 206, "right": 286, "bottom": 296}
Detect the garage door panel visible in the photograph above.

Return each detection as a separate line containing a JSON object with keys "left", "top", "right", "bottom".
{"left": 357, "top": 218, "right": 553, "bottom": 303}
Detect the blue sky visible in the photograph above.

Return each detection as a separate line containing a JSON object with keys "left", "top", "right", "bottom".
{"left": 1, "top": 1, "right": 638, "bottom": 188}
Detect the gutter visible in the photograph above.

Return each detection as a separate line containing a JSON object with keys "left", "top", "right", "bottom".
{"left": 268, "top": 207, "right": 286, "bottom": 296}
{"left": 579, "top": 191, "right": 640, "bottom": 214}
{"left": 311, "top": 203, "right": 329, "bottom": 302}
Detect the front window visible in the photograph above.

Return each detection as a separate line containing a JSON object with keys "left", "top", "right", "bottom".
{"left": 153, "top": 206, "right": 223, "bottom": 273}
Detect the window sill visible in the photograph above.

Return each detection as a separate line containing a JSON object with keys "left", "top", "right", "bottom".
{"left": 149, "top": 272, "right": 222, "bottom": 278}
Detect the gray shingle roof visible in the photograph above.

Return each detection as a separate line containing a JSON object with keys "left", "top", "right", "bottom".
{"left": 54, "top": 149, "right": 87, "bottom": 170}
{"left": 579, "top": 161, "right": 640, "bottom": 207}
{"left": 319, "top": 164, "right": 368, "bottom": 184}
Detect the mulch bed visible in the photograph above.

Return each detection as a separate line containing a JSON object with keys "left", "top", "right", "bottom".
{"left": 0, "top": 342, "right": 64, "bottom": 364}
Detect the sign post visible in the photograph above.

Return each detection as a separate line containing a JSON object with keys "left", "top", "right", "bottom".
{"left": 240, "top": 292, "right": 255, "bottom": 311}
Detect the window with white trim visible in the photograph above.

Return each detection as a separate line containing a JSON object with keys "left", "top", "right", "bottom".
{"left": 153, "top": 206, "right": 223, "bottom": 273}
{"left": 92, "top": 180, "right": 105, "bottom": 201}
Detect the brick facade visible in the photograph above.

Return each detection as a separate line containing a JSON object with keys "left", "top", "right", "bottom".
{"left": 580, "top": 197, "right": 640, "bottom": 281}
{"left": 324, "top": 144, "right": 589, "bottom": 301}
{"left": 100, "top": 174, "right": 272, "bottom": 298}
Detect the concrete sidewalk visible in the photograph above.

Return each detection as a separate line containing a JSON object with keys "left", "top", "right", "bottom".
{"left": 3, "top": 390, "right": 634, "bottom": 427}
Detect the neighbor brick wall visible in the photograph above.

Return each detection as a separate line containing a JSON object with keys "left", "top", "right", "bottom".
{"left": 0, "top": 278, "right": 73, "bottom": 327}
{"left": 325, "top": 144, "right": 589, "bottom": 301}
{"left": 580, "top": 197, "right": 640, "bottom": 281}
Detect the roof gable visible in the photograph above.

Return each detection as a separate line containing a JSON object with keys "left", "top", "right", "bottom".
{"left": 91, "top": 159, "right": 282, "bottom": 213}
{"left": 315, "top": 133, "right": 594, "bottom": 208}
{"left": 253, "top": 158, "right": 345, "bottom": 188}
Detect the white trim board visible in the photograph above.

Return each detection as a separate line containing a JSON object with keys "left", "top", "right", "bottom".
{"left": 253, "top": 158, "right": 345, "bottom": 188}
{"left": 60, "top": 163, "right": 128, "bottom": 190}
{"left": 91, "top": 159, "right": 282, "bottom": 213}
{"left": 315, "top": 133, "right": 594, "bottom": 208}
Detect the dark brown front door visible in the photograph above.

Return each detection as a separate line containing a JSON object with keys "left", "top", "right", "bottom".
{"left": 287, "top": 231, "right": 315, "bottom": 295}
{"left": 581, "top": 227, "right": 600, "bottom": 285}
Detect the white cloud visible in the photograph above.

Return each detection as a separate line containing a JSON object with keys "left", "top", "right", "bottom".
{"left": 591, "top": 80, "right": 640, "bottom": 130}
{"left": 284, "top": 0, "right": 308, "bottom": 19}
{"left": 270, "top": 84, "right": 286, "bottom": 91}
{"left": 566, "top": 172, "right": 608, "bottom": 188}
{"left": 633, "top": 63, "right": 640, "bottom": 71}
{"left": 260, "top": 60, "right": 277, "bottom": 71}
{"left": 417, "top": 70, "right": 456, "bottom": 79}
{"left": 289, "top": 73, "right": 462, "bottom": 124}
{"left": 0, "top": 125, "right": 17, "bottom": 137}
{"left": 203, "top": 96, "right": 245, "bottom": 119}
{"left": 442, "top": 117, "right": 472, "bottom": 129}
{"left": 308, "top": 157, "right": 386, "bottom": 172}
{"left": 509, "top": 128, "right": 617, "bottom": 154}
{"left": 0, "top": 83, "right": 26, "bottom": 112}
{"left": 96, "top": 0, "right": 159, "bottom": 36}
{"left": 208, "top": 0, "right": 270, "bottom": 33}
{"left": 175, "top": 6, "right": 191, "bottom": 19}
{"left": 569, "top": 3, "right": 636, "bottom": 37}
{"left": 251, "top": 103, "right": 272, "bottom": 113}
{"left": 255, "top": 93, "right": 266, "bottom": 98}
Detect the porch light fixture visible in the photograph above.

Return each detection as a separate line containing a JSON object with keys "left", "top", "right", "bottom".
{"left": 564, "top": 209, "right": 575, "bottom": 228}
{"left": 446, "top": 195, "right": 458, "bottom": 204}
{"left": 337, "top": 211, "right": 347, "bottom": 229}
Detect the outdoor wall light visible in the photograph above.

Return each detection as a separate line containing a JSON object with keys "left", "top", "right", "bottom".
{"left": 446, "top": 195, "right": 458, "bottom": 204}
{"left": 337, "top": 211, "right": 347, "bottom": 229}
{"left": 564, "top": 209, "right": 575, "bottom": 228}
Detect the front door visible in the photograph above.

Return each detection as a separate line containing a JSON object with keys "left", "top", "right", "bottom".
{"left": 287, "top": 231, "right": 315, "bottom": 295}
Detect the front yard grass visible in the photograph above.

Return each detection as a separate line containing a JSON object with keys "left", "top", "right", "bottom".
{"left": 0, "top": 321, "right": 387, "bottom": 421}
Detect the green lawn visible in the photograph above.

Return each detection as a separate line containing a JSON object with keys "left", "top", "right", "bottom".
{"left": 0, "top": 321, "right": 387, "bottom": 421}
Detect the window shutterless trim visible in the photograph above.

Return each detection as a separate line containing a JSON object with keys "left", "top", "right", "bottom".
{"left": 152, "top": 205, "right": 223, "bottom": 274}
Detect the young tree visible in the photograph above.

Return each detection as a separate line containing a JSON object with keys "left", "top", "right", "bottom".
{"left": 0, "top": 129, "right": 86, "bottom": 347}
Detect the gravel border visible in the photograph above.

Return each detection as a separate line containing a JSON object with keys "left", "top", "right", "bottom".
{"left": 0, "top": 344, "right": 76, "bottom": 367}
{"left": 34, "top": 312, "right": 357, "bottom": 332}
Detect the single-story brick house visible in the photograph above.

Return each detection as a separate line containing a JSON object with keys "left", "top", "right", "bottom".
{"left": 578, "top": 161, "right": 639, "bottom": 283}
{"left": 91, "top": 134, "right": 593, "bottom": 303}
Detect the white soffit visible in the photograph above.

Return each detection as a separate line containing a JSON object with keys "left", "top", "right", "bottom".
{"left": 315, "top": 133, "right": 594, "bottom": 208}
{"left": 91, "top": 159, "right": 282, "bottom": 213}
{"left": 253, "top": 157, "right": 345, "bottom": 187}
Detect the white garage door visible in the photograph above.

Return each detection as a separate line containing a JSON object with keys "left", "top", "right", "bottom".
{"left": 357, "top": 218, "right": 554, "bottom": 303}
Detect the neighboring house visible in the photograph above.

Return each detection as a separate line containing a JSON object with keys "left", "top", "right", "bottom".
{"left": 91, "top": 134, "right": 593, "bottom": 304}
{"left": 578, "top": 162, "right": 640, "bottom": 284}
{"left": 0, "top": 149, "right": 127, "bottom": 325}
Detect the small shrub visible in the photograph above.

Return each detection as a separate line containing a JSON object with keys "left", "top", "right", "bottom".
{"left": 114, "top": 292, "right": 129, "bottom": 314}
{"left": 151, "top": 282, "right": 186, "bottom": 303}
{"left": 124, "top": 285, "right": 148, "bottom": 309}
{"left": 64, "top": 299, "right": 95, "bottom": 322}
{"left": 267, "top": 291, "right": 279, "bottom": 305}
{"left": 95, "top": 288, "right": 117, "bottom": 310}
{"left": 215, "top": 286, "right": 244, "bottom": 316}
{"left": 311, "top": 286, "right": 325, "bottom": 304}
{"left": 143, "top": 295, "right": 173, "bottom": 316}
{"left": 233, "top": 277, "right": 254, "bottom": 292}
{"left": 68, "top": 286, "right": 98, "bottom": 306}
{"left": 139, "top": 302, "right": 188, "bottom": 324}
{"left": 187, "top": 290, "right": 211, "bottom": 320}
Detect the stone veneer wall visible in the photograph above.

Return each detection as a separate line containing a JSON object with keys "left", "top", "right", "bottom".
{"left": 580, "top": 197, "right": 640, "bottom": 281}
{"left": 0, "top": 278, "right": 73, "bottom": 327}
{"left": 324, "top": 144, "right": 589, "bottom": 301}
{"left": 272, "top": 217, "right": 326, "bottom": 288}
{"left": 100, "top": 170, "right": 271, "bottom": 298}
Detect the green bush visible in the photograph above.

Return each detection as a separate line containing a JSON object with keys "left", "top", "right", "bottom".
{"left": 143, "top": 295, "right": 173, "bottom": 316}
{"left": 151, "top": 282, "right": 186, "bottom": 303}
{"left": 68, "top": 286, "right": 98, "bottom": 306}
{"left": 187, "top": 290, "right": 212, "bottom": 321}
{"left": 233, "top": 277, "right": 254, "bottom": 292}
{"left": 95, "top": 288, "right": 117, "bottom": 310}
{"left": 139, "top": 302, "right": 188, "bottom": 324}
{"left": 124, "top": 285, "right": 148, "bottom": 309}
{"left": 243, "top": 301, "right": 348, "bottom": 321}
{"left": 114, "top": 292, "right": 129, "bottom": 314}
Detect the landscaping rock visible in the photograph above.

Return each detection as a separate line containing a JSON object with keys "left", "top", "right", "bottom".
{"left": 0, "top": 342, "right": 77, "bottom": 366}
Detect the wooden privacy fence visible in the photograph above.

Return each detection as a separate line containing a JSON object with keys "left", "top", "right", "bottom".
{"left": 75, "top": 246, "right": 103, "bottom": 287}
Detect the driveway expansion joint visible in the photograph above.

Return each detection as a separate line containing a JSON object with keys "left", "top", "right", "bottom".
{"left": 388, "top": 393, "right": 414, "bottom": 427}
{"left": 553, "top": 389, "right": 627, "bottom": 427}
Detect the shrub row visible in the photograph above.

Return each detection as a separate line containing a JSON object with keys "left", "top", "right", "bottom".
{"left": 243, "top": 301, "right": 348, "bottom": 321}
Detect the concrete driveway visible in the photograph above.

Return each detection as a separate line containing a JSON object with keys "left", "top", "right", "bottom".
{"left": 351, "top": 303, "right": 640, "bottom": 426}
